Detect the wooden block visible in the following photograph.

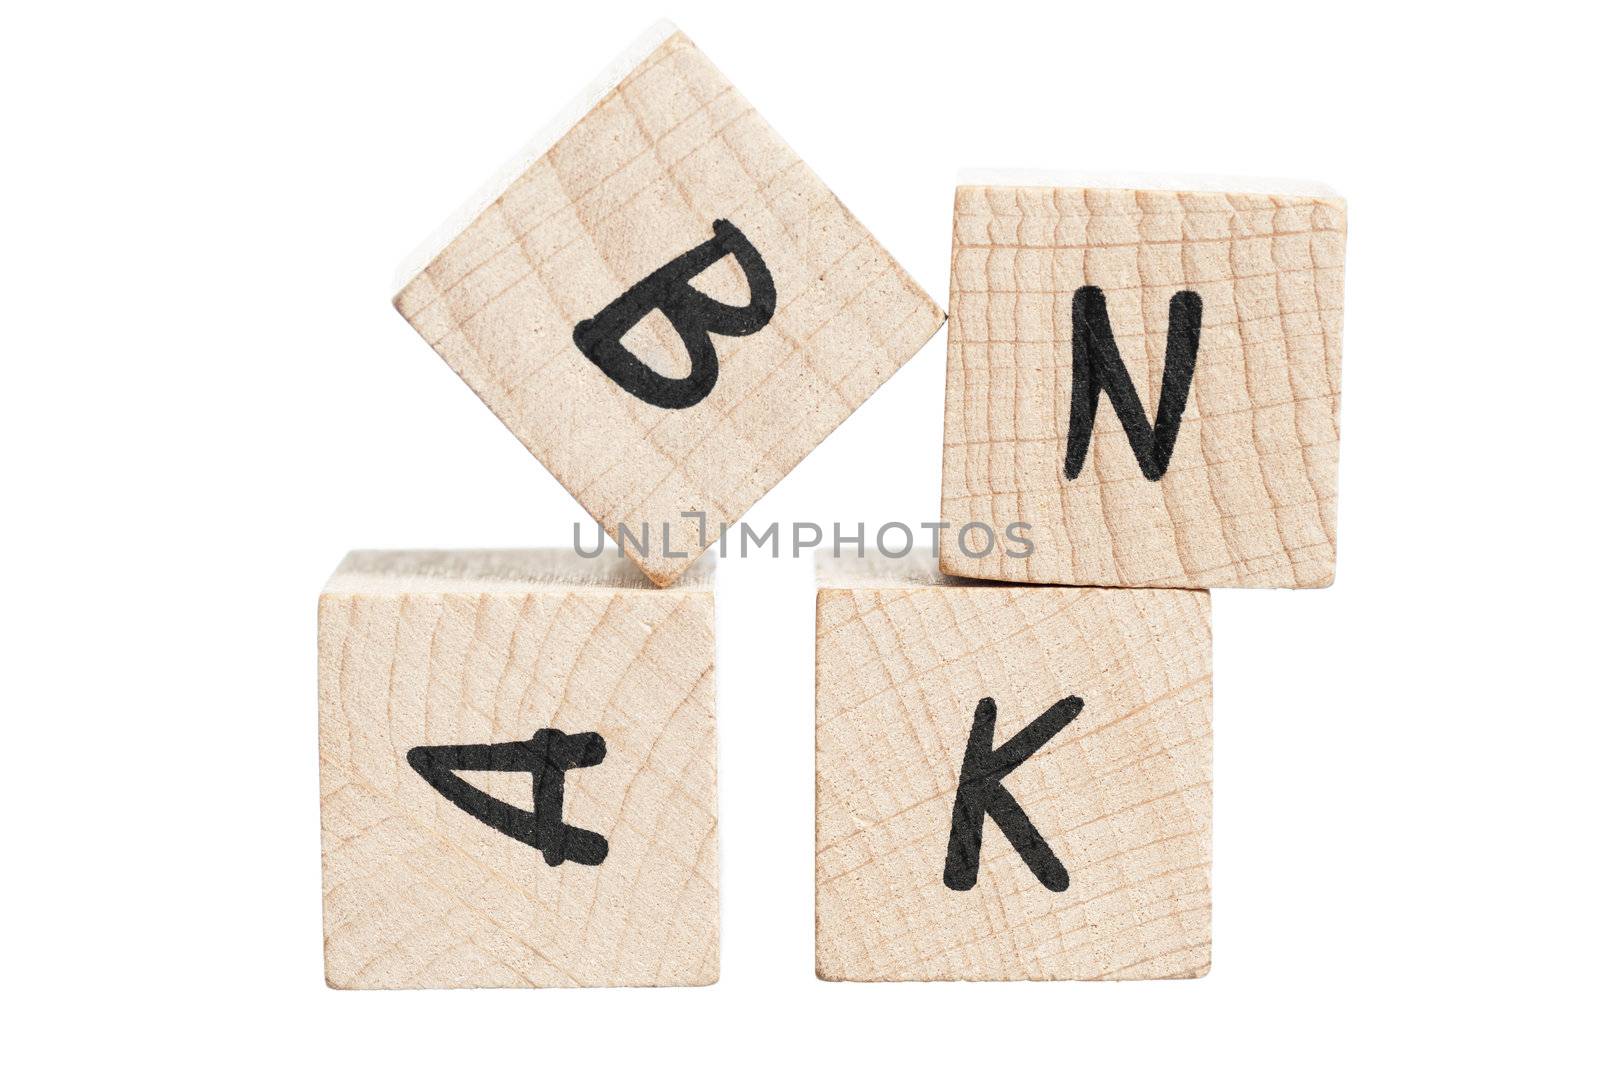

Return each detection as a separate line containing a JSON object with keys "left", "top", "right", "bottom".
{"left": 394, "top": 23, "right": 944, "bottom": 586}
{"left": 940, "top": 174, "right": 1346, "bottom": 588}
{"left": 815, "top": 554, "right": 1211, "bottom": 980}
{"left": 318, "top": 550, "right": 717, "bottom": 988}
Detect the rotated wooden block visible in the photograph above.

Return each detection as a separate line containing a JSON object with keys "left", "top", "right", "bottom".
{"left": 394, "top": 23, "right": 943, "bottom": 586}
{"left": 319, "top": 550, "right": 717, "bottom": 988}
{"left": 815, "top": 554, "right": 1211, "bottom": 981}
{"left": 941, "top": 175, "right": 1345, "bottom": 588}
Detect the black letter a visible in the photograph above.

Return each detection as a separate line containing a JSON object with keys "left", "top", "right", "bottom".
{"left": 1064, "top": 285, "right": 1202, "bottom": 481}
{"left": 572, "top": 219, "right": 776, "bottom": 410}
{"left": 408, "top": 729, "right": 608, "bottom": 867}
{"left": 943, "top": 696, "right": 1081, "bottom": 892}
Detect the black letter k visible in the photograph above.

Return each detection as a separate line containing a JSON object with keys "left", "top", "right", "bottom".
{"left": 943, "top": 696, "right": 1081, "bottom": 892}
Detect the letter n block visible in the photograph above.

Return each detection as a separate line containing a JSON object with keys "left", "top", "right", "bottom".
{"left": 393, "top": 24, "right": 943, "bottom": 586}
{"left": 942, "top": 178, "right": 1346, "bottom": 588}
{"left": 815, "top": 555, "right": 1211, "bottom": 980}
{"left": 319, "top": 551, "right": 717, "bottom": 988}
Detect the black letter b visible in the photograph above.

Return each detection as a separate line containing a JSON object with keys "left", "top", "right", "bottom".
{"left": 572, "top": 219, "right": 776, "bottom": 410}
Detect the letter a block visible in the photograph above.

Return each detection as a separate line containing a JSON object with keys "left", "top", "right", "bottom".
{"left": 393, "top": 23, "right": 943, "bottom": 586}
{"left": 815, "top": 555, "right": 1211, "bottom": 980}
{"left": 941, "top": 177, "right": 1346, "bottom": 588}
{"left": 319, "top": 551, "right": 717, "bottom": 988}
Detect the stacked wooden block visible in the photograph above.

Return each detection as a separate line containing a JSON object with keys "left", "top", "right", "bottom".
{"left": 320, "top": 22, "right": 1344, "bottom": 987}
{"left": 320, "top": 553, "right": 718, "bottom": 987}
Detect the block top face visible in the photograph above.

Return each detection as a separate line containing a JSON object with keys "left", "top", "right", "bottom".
{"left": 323, "top": 548, "right": 713, "bottom": 595}
{"left": 955, "top": 168, "right": 1340, "bottom": 199}
{"left": 815, "top": 564, "right": 1212, "bottom": 981}
{"left": 394, "top": 25, "right": 944, "bottom": 588}
{"left": 816, "top": 550, "right": 983, "bottom": 590}
{"left": 941, "top": 179, "right": 1346, "bottom": 589}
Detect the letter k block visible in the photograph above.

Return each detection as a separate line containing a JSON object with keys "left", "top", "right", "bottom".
{"left": 815, "top": 554, "right": 1213, "bottom": 981}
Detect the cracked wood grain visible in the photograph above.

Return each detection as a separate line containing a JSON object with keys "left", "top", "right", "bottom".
{"left": 393, "top": 26, "right": 943, "bottom": 586}
{"left": 319, "top": 550, "right": 717, "bottom": 988}
{"left": 815, "top": 554, "right": 1211, "bottom": 981}
{"left": 939, "top": 181, "right": 1346, "bottom": 588}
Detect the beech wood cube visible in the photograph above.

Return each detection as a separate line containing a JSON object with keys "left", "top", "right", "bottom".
{"left": 815, "top": 554, "right": 1211, "bottom": 981}
{"left": 941, "top": 176, "right": 1346, "bottom": 588}
{"left": 319, "top": 550, "right": 717, "bottom": 988}
{"left": 394, "top": 23, "right": 943, "bottom": 586}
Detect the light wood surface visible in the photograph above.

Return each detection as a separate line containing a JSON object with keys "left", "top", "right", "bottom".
{"left": 940, "top": 180, "right": 1345, "bottom": 588}
{"left": 319, "top": 550, "right": 717, "bottom": 988}
{"left": 394, "top": 26, "right": 943, "bottom": 586}
{"left": 815, "top": 554, "right": 1211, "bottom": 980}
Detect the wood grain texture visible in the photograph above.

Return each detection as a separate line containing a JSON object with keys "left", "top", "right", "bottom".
{"left": 394, "top": 27, "right": 943, "bottom": 587}
{"left": 940, "top": 181, "right": 1345, "bottom": 588}
{"left": 815, "top": 554, "right": 1211, "bottom": 981}
{"left": 319, "top": 550, "right": 717, "bottom": 988}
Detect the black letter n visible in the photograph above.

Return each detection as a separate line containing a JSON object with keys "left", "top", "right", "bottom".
{"left": 943, "top": 696, "right": 1081, "bottom": 892}
{"left": 1064, "top": 285, "right": 1202, "bottom": 481}
{"left": 572, "top": 219, "right": 776, "bottom": 410}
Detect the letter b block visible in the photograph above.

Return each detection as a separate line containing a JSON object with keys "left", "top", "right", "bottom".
{"left": 394, "top": 25, "right": 943, "bottom": 586}
{"left": 942, "top": 178, "right": 1346, "bottom": 588}
{"left": 815, "top": 555, "right": 1211, "bottom": 981}
{"left": 319, "top": 551, "right": 717, "bottom": 988}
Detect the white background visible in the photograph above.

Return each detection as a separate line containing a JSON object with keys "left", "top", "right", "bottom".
{"left": 6, "top": 1, "right": 1595, "bottom": 1065}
